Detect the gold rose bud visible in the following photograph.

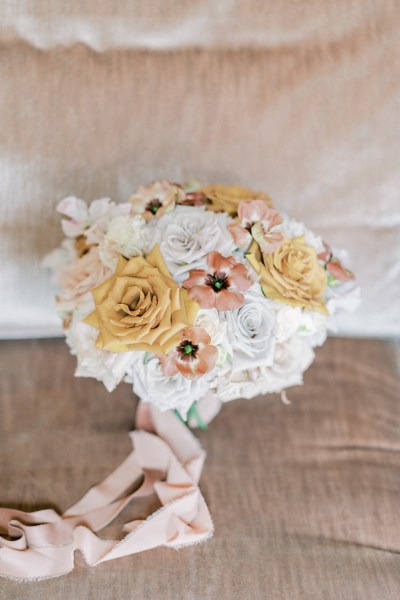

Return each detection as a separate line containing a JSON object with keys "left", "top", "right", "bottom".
{"left": 83, "top": 245, "right": 199, "bottom": 354}
{"left": 247, "top": 236, "right": 329, "bottom": 315}
{"left": 200, "top": 184, "right": 273, "bottom": 216}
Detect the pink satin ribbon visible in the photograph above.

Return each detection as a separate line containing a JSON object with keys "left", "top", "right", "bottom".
{"left": 0, "top": 406, "right": 213, "bottom": 580}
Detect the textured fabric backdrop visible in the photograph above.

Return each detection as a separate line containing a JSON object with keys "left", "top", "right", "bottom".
{"left": 0, "top": 0, "right": 399, "bottom": 338}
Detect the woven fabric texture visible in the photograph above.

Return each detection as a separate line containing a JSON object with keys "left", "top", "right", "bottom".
{"left": 1, "top": 337, "right": 400, "bottom": 598}
{"left": 0, "top": 1, "right": 399, "bottom": 337}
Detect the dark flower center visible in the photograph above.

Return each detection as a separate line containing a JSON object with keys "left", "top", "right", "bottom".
{"left": 205, "top": 271, "right": 230, "bottom": 293}
{"left": 74, "top": 234, "right": 91, "bottom": 258}
{"left": 178, "top": 340, "right": 199, "bottom": 361}
{"left": 146, "top": 198, "right": 162, "bottom": 215}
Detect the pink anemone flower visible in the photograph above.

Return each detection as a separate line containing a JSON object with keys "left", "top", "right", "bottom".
{"left": 184, "top": 251, "right": 251, "bottom": 310}
{"left": 228, "top": 199, "right": 284, "bottom": 253}
{"left": 159, "top": 327, "right": 218, "bottom": 379}
{"left": 130, "top": 180, "right": 184, "bottom": 221}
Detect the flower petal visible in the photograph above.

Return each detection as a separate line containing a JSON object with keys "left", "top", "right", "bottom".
{"left": 176, "top": 360, "right": 198, "bottom": 378}
{"left": 228, "top": 224, "right": 252, "bottom": 249}
{"left": 187, "top": 285, "right": 217, "bottom": 309}
{"left": 327, "top": 261, "right": 354, "bottom": 282}
{"left": 238, "top": 199, "right": 269, "bottom": 225}
{"left": 177, "top": 344, "right": 218, "bottom": 379}
{"left": 181, "top": 326, "right": 212, "bottom": 346}
{"left": 183, "top": 269, "right": 208, "bottom": 289}
{"left": 158, "top": 351, "right": 179, "bottom": 377}
{"left": 260, "top": 206, "right": 282, "bottom": 229}
{"left": 196, "top": 345, "right": 218, "bottom": 375}
{"left": 229, "top": 263, "right": 252, "bottom": 291}
{"left": 215, "top": 289, "right": 245, "bottom": 310}
{"left": 256, "top": 231, "right": 284, "bottom": 255}
{"left": 207, "top": 251, "right": 235, "bottom": 273}
{"left": 57, "top": 196, "right": 88, "bottom": 222}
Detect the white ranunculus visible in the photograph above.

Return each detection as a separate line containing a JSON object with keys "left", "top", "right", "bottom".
{"left": 195, "top": 308, "right": 231, "bottom": 370}
{"left": 194, "top": 308, "right": 228, "bottom": 346}
{"left": 297, "top": 310, "right": 328, "bottom": 347}
{"left": 223, "top": 289, "right": 276, "bottom": 373}
{"left": 129, "top": 355, "right": 212, "bottom": 417}
{"left": 275, "top": 305, "right": 304, "bottom": 342}
{"left": 276, "top": 215, "right": 324, "bottom": 253}
{"left": 99, "top": 215, "right": 147, "bottom": 269}
{"left": 66, "top": 318, "right": 140, "bottom": 392}
{"left": 147, "top": 206, "right": 235, "bottom": 283}
{"left": 273, "top": 303, "right": 327, "bottom": 347}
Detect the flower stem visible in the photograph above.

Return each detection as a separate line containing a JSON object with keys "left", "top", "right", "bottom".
{"left": 188, "top": 403, "right": 208, "bottom": 430}
{"left": 174, "top": 404, "right": 208, "bottom": 430}
{"left": 173, "top": 409, "right": 187, "bottom": 425}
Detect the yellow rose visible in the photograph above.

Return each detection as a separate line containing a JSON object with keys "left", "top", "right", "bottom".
{"left": 84, "top": 245, "right": 198, "bottom": 353}
{"left": 247, "top": 237, "right": 328, "bottom": 314}
{"left": 200, "top": 184, "right": 273, "bottom": 216}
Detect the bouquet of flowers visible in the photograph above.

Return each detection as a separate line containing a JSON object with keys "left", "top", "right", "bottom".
{"left": 44, "top": 180, "right": 359, "bottom": 425}
{"left": 0, "top": 181, "right": 360, "bottom": 581}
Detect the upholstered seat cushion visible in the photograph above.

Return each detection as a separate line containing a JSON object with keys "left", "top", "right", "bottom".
{"left": 0, "top": 337, "right": 399, "bottom": 599}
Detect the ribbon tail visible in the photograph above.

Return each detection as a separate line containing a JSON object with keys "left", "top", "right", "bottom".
{"left": 0, "top": 405, "right": 213, "bottom": 581}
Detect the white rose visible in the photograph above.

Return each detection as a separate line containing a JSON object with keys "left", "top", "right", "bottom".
{"left": 254, "top": 334, "right": 315, "bottom": 394}
{"left": 147, "top": 206, "right": 235, "bottom": 283}
{"left": 213, "top": 371, "right": 264, "bottom": 403}
{"left": 99, "top": 215, "right": 147, "bottom": 269}
{"left": 129, "top": 355, "right": 211, "bottom": 417}
{"left": 223, "top": 289, "right": 276, "bottom": 373}
{"left": 214, "top": 333, "right": 315, "bottom": 402}
{"left": 66, "top": 318, "right": 140, "bottom": 392}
